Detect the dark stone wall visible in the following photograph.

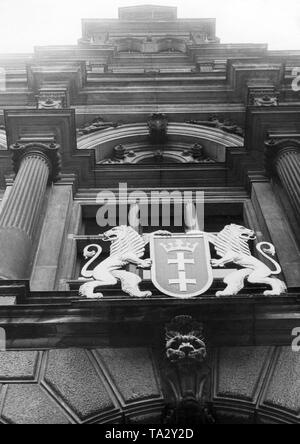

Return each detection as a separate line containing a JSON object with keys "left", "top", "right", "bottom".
{"left": 0, "top": 348, "right": 163, "bottom": 424}
{"left": 0, "top": 346, "right": 298, "bottom": 424}
{"left": 212, "top": 347, "right": 300, "bottom": 423}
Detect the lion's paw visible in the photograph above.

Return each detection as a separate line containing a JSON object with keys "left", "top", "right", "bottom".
{"left": 139, "top": 259, "right": 152, "bottom": 269}
{"left": 138, "top": 291, "right": 152, "bottom": 298}
{"left": 86, "top": 292, "right": 104, "bottom": 299}
{"left": 263, "top": 290, "right": 282, "bottom": 296}
{"left": 216, "top": 290, "right": 233, "bottom": 297}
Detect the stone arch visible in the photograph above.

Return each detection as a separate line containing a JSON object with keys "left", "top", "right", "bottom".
{"left": 0, "top": 346, "right": 298, "bottom": 424}
{"left": 77, "top": 122, "right": 244, "bottom": 165}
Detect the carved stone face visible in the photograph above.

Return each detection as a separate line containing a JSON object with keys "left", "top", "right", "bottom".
{"left": 166, "top": 332, "right": 207, "bottom": 363}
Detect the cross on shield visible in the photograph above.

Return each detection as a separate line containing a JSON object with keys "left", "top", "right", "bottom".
{"left": 150, "top": 234, "right": 213, "bottom": 299}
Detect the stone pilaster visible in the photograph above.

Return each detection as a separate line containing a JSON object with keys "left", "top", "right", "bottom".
{"left": 265, "top": 139, "right": 300, "bottom": 221}
{"left": 0, "top": 142, "right": 61, "bottom": 280}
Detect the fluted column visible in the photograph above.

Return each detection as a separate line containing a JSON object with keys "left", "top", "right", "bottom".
{"left": 0, "top": 142, "right": 61, "bottom": 279}
{"left": 265, "top": 139, "right": 300, "bottom": 221}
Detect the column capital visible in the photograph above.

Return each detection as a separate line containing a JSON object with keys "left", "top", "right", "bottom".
{"left": 10, "top": 141, "right": 62, "bottom": 182}
{"left": 264, "top": 138, "right": 300, "bottom": 177}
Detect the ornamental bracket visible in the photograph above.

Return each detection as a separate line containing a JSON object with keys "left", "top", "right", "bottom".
{"left": 162, "top": 315, "right": 215, "bottom": 425}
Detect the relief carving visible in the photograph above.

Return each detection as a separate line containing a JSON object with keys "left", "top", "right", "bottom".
{"left": 186, "top": 115, "right": 244, "bottom": 137}
{"left": 77, "top": 117, "right": 120, "bottom": 136}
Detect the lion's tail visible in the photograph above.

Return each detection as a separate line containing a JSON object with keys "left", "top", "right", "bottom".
{"left": 256, "top": 242, "right": 282, "bottom": 275}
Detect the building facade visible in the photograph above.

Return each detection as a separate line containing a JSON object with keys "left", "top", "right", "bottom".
{"left": 0, "top": 5, "right": 299, "bottom": 424}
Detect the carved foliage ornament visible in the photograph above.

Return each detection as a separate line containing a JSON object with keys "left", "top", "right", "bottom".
{"left": 186, "top": 115, "right": 244, "bottom": 137}
{"left": 77, "top": 117, "right": 120, "bottom": 136}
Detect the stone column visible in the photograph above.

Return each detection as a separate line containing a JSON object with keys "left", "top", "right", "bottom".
{"left": 0, "top": 142, "right": 61, "bottom": 279}
{"left": 265, "top": 139, "right": 300, "bottom": 221}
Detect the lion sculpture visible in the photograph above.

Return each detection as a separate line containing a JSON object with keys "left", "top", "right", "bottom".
{"left": 79, "top": 226, "right": 170, "bottom": 299}
{"left": 207, "top": 224, "right": 287, "bottom": 297}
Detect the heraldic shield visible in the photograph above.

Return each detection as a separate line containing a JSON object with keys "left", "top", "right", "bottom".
{"left": 150, "top": 234, "right": 213, "bottom": 299}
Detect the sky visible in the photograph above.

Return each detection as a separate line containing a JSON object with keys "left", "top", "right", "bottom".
{"left": 0, "top": 0, "right": 299, "bottom": 53}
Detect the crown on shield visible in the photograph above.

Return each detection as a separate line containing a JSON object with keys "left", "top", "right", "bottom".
{"left": 160, "top": 238, "right": 198, "bottom": 253}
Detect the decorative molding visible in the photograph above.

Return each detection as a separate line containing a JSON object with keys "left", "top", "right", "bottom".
{"left": 248, "top": 86, "right": 279, "bottom": 107}
{"left": 37, "top": 88, "right": 70, "bottom": 109}
{"left": 27, "top": 62, "right": 86, "bottom": 100}
{"left": 77, "top": 122, "right": 244, "bottom": 157}
{"left": 196, "top": 61, "right": 215, "bottom": 73}
{"left": 185, "top": 115, "right": 244, "bottom": 137}
{"left": 99, "top": 142, "right": 216, "bottom": 164}
{"left": 77, "top": 117, "right": 120, "bottom": 136}
{"left": 186, "top": 143, "right": 216, "bottom": 163}
{"left": 112, "top": 36, "right": 187, "bottom": 54}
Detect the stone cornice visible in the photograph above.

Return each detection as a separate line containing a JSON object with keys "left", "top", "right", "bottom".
{"left": 0, "top": 286, "right": 299, "bottom": 348}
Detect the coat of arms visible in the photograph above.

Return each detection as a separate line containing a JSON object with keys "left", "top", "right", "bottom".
{"left": 78, "top": 224, "right": 286, "bottom": 300}
{"left": 150, "top": 234, "right": 213, "bottom": 299}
